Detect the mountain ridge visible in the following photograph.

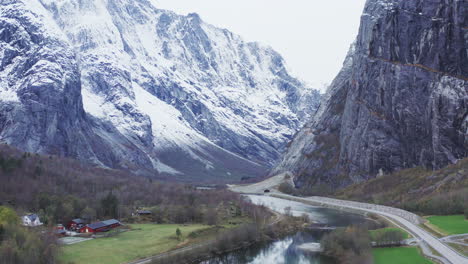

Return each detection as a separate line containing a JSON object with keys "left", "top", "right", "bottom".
{"left": 272, "top": 0, "right": 467, "bottom": 189}
{"left": 0, "top": 0, "right": 321, "bottom": 182}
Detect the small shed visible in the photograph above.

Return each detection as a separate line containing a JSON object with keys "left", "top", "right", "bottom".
{"left": 137, "top": 210, "right": 152, "bottom": 215}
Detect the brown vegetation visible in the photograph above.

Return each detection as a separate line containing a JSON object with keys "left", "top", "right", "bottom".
{"left": 336, "top": 158, "right": 468, "bottom": 215}
{"left": 321, "top": 226, "right": 373, "bottom": 264}
{"left": 372, "top": 229, "right": 405, "bottom": 247}
{"left": 0, "top": 143, "right": 266, "bottom": 226}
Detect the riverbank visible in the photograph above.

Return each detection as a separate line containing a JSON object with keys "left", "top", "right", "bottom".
{"left": 149, "top": 213, "right": 309, "bottom": 264}
{"left": 268, "top": 193, "right": 468, "bottom": 264}
{"left": 184, "top": 194, "right": 379, "bottom": 264}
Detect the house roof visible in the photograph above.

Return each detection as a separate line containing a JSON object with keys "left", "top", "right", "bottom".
{"left": 86, "top": 219, "right": 120, "bottom": 230}
{"left": 25, "top": 214, "right": 39, "bottom": 222}
{"left": 102, "top": 219, "right": 120, "bottom": 226}
{"left": 86, "top": 222, "right": 107, "bottom": 230}
{"left": 71, "top": 218, "right": 85, "bottom": 224}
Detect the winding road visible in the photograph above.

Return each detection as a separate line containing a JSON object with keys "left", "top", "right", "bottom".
{"left": 129, "top": 175, "right": 467, "bottom": 264}
{"left": 229, "top": 176, "right": 468, "bottom": 264}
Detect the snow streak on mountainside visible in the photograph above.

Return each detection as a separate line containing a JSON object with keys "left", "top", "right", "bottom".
{"left": 273, "top": 0, "right": 467, "bottom": 189}
{"left": 0, "top": 0, "right": 320, "bottom": 182}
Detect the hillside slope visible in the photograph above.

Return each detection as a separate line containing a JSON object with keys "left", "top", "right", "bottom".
{"left": 336, "top": 158, "right": 467, "bottom": 214}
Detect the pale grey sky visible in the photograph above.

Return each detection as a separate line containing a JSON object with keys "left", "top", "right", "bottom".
{"left": 154, "top": 0, "right": 367, "bottom": 90}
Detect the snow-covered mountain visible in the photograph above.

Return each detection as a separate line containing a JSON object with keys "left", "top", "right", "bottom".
{"left": 0, "top": 0, "right": 320, "bottom": 182}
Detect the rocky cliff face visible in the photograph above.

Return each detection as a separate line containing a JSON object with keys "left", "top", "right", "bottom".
{"left": 273, "top": 0, "right": 467, "bottom": 189}
{"left": 0, "top": 0, "right": 320, "bottom": 182}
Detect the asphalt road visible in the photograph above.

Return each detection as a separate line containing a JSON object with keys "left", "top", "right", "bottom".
{"left": 228, "top": 173, "right": 293, "bottom": 194}
{"left": 130, "top": 176, "right": 467, "bottom": 264}
{"left": 272, "top": 193, "right": 468, "bottom": 264}
{"left": 229, "top": 176, "right": 467, "bottom": 264}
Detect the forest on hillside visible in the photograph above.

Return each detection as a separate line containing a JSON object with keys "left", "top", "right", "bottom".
{"left": 0, "top": 143, "right": 267, "bottom": 226}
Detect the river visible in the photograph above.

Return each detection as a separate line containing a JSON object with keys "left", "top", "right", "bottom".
{"left": 200, "top": 195, "right": 372, "bottom": 264}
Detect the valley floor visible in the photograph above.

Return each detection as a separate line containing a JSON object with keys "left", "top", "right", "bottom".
{"left": 59, "top": 224, "right": 210, "bottom": 264}
{"left": 373, "top": 247, "right": 434, "bottom": 264}
{"left": 425, "top": 215, "right": 468, "bottom": 236}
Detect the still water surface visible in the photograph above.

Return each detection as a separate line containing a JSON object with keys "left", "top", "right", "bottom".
{"left": 201, "top": 195, "right": 370, "bottom": 264}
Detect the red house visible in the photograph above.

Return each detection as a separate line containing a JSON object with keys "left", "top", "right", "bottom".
{"left": 79, "top": 219, "right": 121, "bottom": 233}
{"left": 68, "top": 219, "right": 86, "bottom": 231}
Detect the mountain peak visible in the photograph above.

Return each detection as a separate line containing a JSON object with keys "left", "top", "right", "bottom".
{"left": 187, "top": 12, "right": 201, "bottom": 22}
{"left": 0, "top": 0, "right": 321, "bottom": 182}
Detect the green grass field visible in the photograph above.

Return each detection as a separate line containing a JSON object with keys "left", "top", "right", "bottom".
{"left": 59, "top": 224, "right": 210, "bottom": 264}
{"left": 373, "top": 247, "right": 433, "bottom": 264}
{"left": 369, "top": 227, "right": 410, "bottom": 240}
{"left": 426, "top": 215, "right": 468, "bottom": 235}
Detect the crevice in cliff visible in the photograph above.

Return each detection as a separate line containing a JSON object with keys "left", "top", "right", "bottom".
{"left": 368, "top": 56, "right": 468, "bottom": 81}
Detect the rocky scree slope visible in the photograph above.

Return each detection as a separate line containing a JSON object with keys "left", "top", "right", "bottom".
{"left": 273, "top": 0, "right": 467, "bottom": 189}
{"left": 0, "top": 0, "right": 320, "bottom": 182}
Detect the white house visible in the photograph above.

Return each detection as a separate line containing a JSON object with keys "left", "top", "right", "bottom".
{"left": 22, "top": 214, "right": 43, "bottom": 227}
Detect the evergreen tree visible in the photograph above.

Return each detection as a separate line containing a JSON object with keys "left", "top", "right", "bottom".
{"left": 101, "top": 191, "right": 119, "bottom": 218}
{"left": 176, "top": 228, "right": 182, "bottom": 241}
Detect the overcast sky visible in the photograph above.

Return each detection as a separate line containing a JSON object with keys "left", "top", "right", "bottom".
{"left": 154, "top": 0, "right": 367, "bottom": 90}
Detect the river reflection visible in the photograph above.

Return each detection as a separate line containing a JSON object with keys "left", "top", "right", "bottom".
{"left": 200, "top": 195, "right": 370, "bottom": 264}
{"left": 247, "top": 195, "right": 368, "bottom": 227}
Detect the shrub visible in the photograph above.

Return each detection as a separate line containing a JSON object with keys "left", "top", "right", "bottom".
{"left": 321, "top": 226, "right": 373, "bottom": 264}
{"left": 0, "top": 207, "right": 19, "bottom": 226}
{"left": 278, "top": 182, "right": 295, "bottom": 194}
{"left": 176, "top": 228, "right": 182, "bottom": 241}
{"left": 0, "top": 224, "right": 58, "bottom": 264}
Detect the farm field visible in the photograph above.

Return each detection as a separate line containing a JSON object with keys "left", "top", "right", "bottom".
{"left": 372, "top": 247, "right": 434, "bottom": 264}
{"left": 59, "top": 224, "right": 210, "bottom": 264}
{"left": 426, "top": 215, "right": 468, "bottom": 235}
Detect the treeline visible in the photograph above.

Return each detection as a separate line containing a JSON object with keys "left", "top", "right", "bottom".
{"left": 400, "top": 190, "right": 467, "bottom": 216}
{"left": 0, "top": 144, "right": 260, "bottom": 226}
{"left": 0, "top": 206, "right": 58, "bottom": 264}
{"left": 371, "top": 229, "right": 405, "bottom": 247}
{"left": 138, "top": 195, "right": 265, "bottom": 226}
